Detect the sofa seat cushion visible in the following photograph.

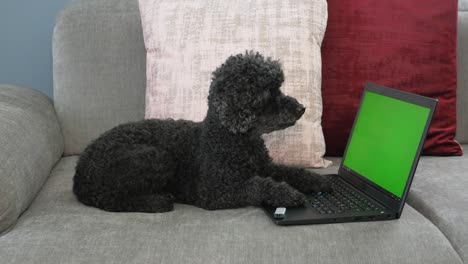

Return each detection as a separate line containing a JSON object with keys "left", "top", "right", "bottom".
{"left": 406, "top": 148, "right": 468, "bottom": 262}
{"left": 0, "top": 156, "right": 462, "bottom": 264}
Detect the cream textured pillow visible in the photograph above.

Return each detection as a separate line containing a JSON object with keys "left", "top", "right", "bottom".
{"left": 139, "top": 0, "right": 331, "bottom": 168}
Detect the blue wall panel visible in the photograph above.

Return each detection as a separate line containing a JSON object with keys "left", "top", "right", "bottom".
{"left": 0, "top": 0, "right": 73, "bottom": 98}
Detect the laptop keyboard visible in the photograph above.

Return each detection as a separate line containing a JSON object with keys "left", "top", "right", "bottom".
{"left": 307, "top": 178, "right": 385, "bottom": 214}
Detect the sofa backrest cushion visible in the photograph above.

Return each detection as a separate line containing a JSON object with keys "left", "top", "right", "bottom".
{"left": 53, "top": 0, "right": 146, "bottom": 155}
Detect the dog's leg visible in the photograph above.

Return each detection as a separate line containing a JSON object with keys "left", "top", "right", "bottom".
{"left": 243, "top": 176, "right": 307, "bottom": 208}
{"left": 201, "top": 176, "right": 306, "bottom": 209}
{"left": 262, "top": 164, "right": 331, "bottom": 194}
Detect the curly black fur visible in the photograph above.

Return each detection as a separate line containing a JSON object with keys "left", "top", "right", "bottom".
{"left": 73, "top": 51, "right": 331, "bottom": 213}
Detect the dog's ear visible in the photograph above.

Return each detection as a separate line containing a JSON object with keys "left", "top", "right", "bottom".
{"left": 211, "top": 94, "right": 256, "bottom": 134}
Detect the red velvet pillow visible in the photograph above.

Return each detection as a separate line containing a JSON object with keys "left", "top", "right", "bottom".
{"left": 321, "top": 0, "right": 462, "bottom": 156}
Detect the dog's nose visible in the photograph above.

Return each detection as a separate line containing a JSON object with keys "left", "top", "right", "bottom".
{"left": 297, "top": 105, "right": 306, "bottom": 116}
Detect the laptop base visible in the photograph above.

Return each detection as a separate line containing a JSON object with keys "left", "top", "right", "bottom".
{"left": 263, "top": 175, "right": 396, "bottom": 226}
{"left": 263, "top": 205, "right": 397, "bottom": 226}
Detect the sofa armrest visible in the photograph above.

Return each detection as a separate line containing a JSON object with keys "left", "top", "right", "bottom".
{"left": 0, "top": 85, "right": 64, "bottom": 234}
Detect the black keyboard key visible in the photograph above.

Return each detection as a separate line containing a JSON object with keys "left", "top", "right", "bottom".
{"left": 307, "top": 178, "right": 385, "bottom": 214}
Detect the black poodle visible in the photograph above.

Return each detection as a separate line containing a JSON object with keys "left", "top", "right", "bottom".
{"left": 73, "top": 51, "right": 331, "bottom": 213}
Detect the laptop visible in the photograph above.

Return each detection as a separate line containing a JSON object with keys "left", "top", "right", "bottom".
{"left": 263, "top": 83, "right": 438, "bottom": 225}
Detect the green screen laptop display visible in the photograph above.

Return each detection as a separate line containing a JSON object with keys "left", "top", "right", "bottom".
{"left": 342, "top": 91, "right": 430, "bottom": 198}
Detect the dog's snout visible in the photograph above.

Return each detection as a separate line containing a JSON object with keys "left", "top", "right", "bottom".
{"left": 297, "top": 105, "right": 306, "bottom": 116}
{"left": 282, "top": 95, "right": 306, "bottom": 119}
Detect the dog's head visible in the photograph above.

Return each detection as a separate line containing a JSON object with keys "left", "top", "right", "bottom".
{"left": 208, "top": 51, "right": 305, "bottom": 135}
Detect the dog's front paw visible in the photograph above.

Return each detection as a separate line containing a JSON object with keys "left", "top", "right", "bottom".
{"left": 292, "top": 173, "right": 333, "bottom": 194}
{"left": 315, "top": 175, "right": 333, "bottom": 192}
{"left": 266, "top": 182, "right": 306, "bottom": 207}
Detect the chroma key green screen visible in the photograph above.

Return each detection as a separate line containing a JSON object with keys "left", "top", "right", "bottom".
{"left": 342, "top": 91, "right": 430, "bottom": 198}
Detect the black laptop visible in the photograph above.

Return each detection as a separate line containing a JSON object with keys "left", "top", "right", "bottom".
{"left": 264, "top": 83, "right": 438, "bottom": 225}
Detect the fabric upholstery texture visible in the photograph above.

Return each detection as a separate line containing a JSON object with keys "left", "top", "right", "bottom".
{"left": 461, "top": 0, "right": 468, "bottom": 12}
{"left": 139, "top": 0, "right": 330, "bottom": 167}
{"left": 309, "top": 147, "right": 468, "bottom": 263}
{"left": 0, "top": 85, "right": 63, "bottom": 235}
{"left": 321, "top": 0, "right": 462, "bottom": 156}
{"left": 0, "top": 156, "right": 462, "bottom": 264}
{"left": 406, "top": 154, "right": 468, "bottom": 262}
{"left": 457, "top": 4, "right": 468, "bottom": 143}
{"left": 53, "top": 0, "right": 146, "bottom": 155}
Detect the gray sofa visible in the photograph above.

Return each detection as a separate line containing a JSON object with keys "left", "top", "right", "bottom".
{"left": 0, "top": 0, "right": 467, "bottom": 263}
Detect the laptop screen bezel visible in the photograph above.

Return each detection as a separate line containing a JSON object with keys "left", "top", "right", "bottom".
{"left": 338, "top": 83, "right": 437, "bottom": 215}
